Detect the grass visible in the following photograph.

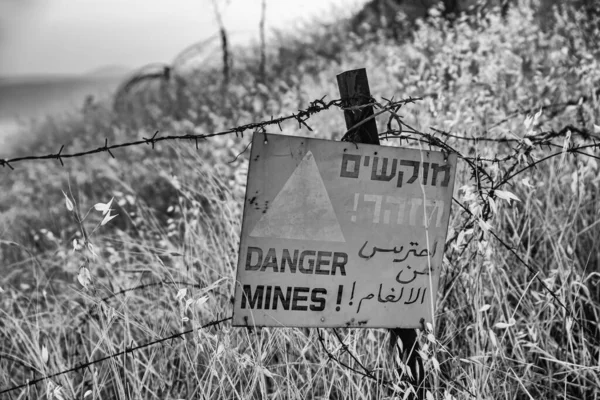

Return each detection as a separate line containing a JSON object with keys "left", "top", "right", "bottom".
{"left": 1, "top": 2, "right": 600, "bottom": 399}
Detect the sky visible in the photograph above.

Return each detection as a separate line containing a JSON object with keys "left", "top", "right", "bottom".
{"left": 0, "top": 0, "right": 365, "bottom": 77}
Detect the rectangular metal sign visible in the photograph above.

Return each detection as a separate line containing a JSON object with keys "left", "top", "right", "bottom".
{"left": 233, "top": 133, "right": 457, "bottom": 328}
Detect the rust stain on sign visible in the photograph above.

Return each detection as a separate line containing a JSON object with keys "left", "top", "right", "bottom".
{"left": 233, "top": 133, "right": 457, "bottom": 328}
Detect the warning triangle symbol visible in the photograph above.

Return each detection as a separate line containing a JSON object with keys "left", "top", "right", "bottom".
{"left": 249, "top": 151, "right": 345, "bottom": 242}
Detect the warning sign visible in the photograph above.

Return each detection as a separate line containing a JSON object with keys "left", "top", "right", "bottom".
{"left": 233, "top": 133, "right": 457, "bottom": 328}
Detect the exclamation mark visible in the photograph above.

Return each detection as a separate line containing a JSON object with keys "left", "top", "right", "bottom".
{"left": 335, "top": 285, "right": 343, "bottom": 311}
{"left": 349, "top": 282, "right": 356, "bottom": 306}
{"left": 351, "top": 193, "right": 359, "bottom": 222}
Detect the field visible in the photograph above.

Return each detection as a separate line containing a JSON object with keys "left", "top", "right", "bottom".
{"left": 1, "top": 2, "right": 599, "bottom": 399}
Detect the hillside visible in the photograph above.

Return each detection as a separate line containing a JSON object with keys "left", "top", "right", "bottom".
{"left": 1, "top": 2, "right": 599, "bottom": 399}
{"left": 0, "top": 71, "right": 127, "bottom": 154}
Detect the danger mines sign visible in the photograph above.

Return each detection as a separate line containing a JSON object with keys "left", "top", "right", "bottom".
{"left": 233, "top": 133, "right": 456, "bottom": 328}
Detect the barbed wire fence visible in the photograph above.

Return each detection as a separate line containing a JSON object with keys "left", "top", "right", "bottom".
{"left": 0, "top": 316, "right": 233, "bottom": 396}
{"left": 1, "top": 93, "right": 599, "bottom": 397}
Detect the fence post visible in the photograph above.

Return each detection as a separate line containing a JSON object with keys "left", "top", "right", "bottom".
{"left": 336, "top": 68, "right": 424, "bottom": 398}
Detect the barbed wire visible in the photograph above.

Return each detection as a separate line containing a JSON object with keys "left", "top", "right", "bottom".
{"left": 0, "top": 96, "right": 334, "bottom": 169}
{"left": 0, "top": 316, "right": 232, "bottom": 396}
{"left": 1, "top": 94, "right": 594, "bottom": 170}
{"left": 2, "top": 93, "right": 599, "bottom": 397}
{"left": 0, "top": 96, "right": 417, "bottom": 170}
